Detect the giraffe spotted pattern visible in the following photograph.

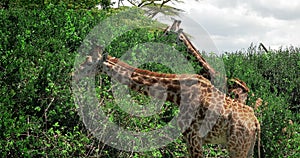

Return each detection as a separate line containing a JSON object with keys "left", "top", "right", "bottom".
{"left": 73, "top": 46, "right": 260, "bottom": 158}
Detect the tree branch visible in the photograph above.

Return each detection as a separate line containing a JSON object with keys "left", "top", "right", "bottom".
{"left": 160, "top": 0, "right": 171, "bottom": 9}
{"left": 118, "top": 0, "right": 124, "bottom": 8}
{"left": 127, "top": 0, "right": 138, "bottom": 6}
{"left": 138, "top": 0, "right": 147, "bottom": 7}
{"left": 139, "top": 0, "right": 161, "bottom": 7}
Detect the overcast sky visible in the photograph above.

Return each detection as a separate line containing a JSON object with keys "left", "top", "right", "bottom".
{"left": 109, "top": 0, "right": 300, "bottom": 53}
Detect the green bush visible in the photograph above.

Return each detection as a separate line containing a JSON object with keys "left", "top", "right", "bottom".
{"left": 0, "top": 4, "right": 107, "bottom": 157}
{"left": 0, "top": 0, "right": 110, "bottom": 10}
{"left": 0, "top": 3, "right": 299, "bottom": 157}
{"left": 223, "top": 46, "right": 300, "bottom": 157}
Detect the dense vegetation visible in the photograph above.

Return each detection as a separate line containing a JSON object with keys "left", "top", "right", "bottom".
{"left": 0, "top": 4, "right": 299, "bottom": 157}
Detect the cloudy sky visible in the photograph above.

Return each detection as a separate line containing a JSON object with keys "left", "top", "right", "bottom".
{"left": 110, "top": 0, "right": 300, "bottom": 53}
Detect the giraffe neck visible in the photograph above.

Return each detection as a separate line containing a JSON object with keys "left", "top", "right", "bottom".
{"left": 103, "top": 55, "right": 214, "bottom": 105}
{"left": 101, "top": 53, "right": 229, "bottom": 133}
{"left": 75, "top": 46, "right": 221, "bottom": 106}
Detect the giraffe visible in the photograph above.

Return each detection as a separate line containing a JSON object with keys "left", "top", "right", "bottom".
{"left": 73, "top": 45, "right": 261, "bottom": 158}
{"left": 161, "top": 20, "right": 252, "bottom": 104}
{"left": 170, "top": 25, "right": 263, "bottom": 128}
{"left": 163, "top": 19, "right": 181, "bottom": 36}
{"left": 162, "top": 22, "right": 216, "bottom": 80}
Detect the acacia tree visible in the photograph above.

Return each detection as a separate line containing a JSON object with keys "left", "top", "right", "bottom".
{"left": 115, "top": 0, "right": 186, "bottom": 17}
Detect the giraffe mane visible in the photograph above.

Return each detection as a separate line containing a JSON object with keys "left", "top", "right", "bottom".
{"left": 104, "top": 55, "right": 212, "bottom": 85}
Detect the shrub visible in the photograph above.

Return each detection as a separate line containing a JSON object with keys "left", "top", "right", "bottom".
{"left": 223, "top": 46, "right": 300, "bottom": 157}
{"left": 1, "top": 3, "right": 299, "bottom": 157}
{"left": 0, "top": 4, "right": 107, "bottom": 157}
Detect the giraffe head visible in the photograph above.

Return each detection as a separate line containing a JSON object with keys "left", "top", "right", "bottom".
{"left": 72, "top": 45, "right": 107, "bottom": 82}
{"left": 228, "top": 78, "right": 250, "bottom": 104}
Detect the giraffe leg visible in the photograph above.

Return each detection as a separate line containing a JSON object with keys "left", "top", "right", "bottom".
{"left": 183, "top": 129, "right": 204, "bottom": 158}
{"left": 247, "top": 135, "right": 256, "bottom": 158}
{"left": 227, "top": 127, "right": 254, "bottom": 158}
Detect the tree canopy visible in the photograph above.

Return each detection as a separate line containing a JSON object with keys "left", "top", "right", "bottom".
{"left": 0, "top": 0, "right": 110, "bottom": 9}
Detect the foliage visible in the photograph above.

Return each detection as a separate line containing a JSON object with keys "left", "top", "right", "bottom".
{"left": 0, "top": 4, "right": 107, "bottom": 157}
{"left": 223, "top": 46, "right": 300, "bottom": 157}
{"left": 0, "top": 0, "right": 109, "bottom": 10}
{"left": 99, "top": 0, "right": 113, "bottom": 9}
{"left": 0, "top": 3, "right": 299, "bottom": 158}
{"left": 115, "top": 0, "right": 185, "bottom": 17}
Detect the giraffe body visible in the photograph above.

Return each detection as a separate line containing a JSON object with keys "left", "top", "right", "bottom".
{"left": 73, "top": 46, "right": 260, "bottom": 158}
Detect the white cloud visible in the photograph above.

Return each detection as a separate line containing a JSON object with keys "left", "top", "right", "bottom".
{"left": 245, "top": 0, "right": 300, "bottom": 20}
{"left": 107, "top": 0, "right": 300, "bottom": 53}
{"left": 170, "top": 0, "right": 300, "bottom": 53}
